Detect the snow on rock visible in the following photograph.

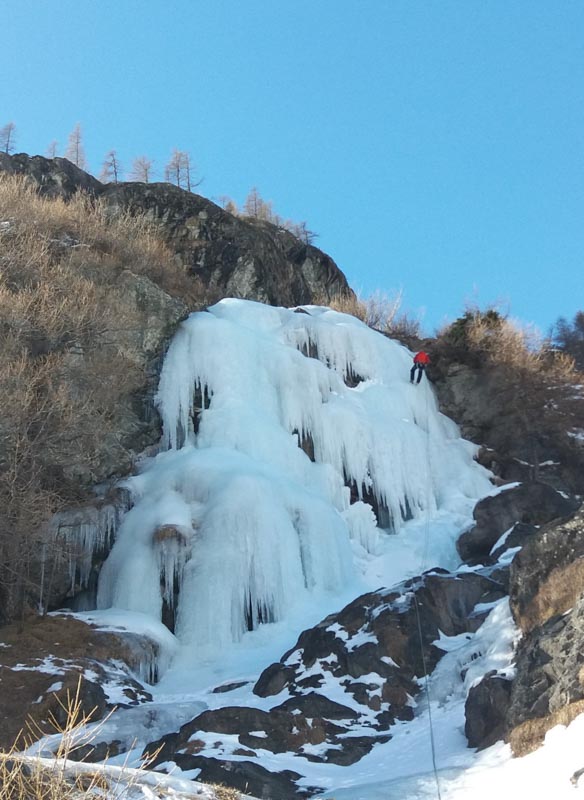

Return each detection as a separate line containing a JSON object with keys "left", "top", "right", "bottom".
{"left": 96, "top": 299, "right": 492, "bottom": 661}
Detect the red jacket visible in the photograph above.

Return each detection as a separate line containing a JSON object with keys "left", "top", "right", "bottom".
{"left": 413, "top": 351, "right": 430, "bottom": 365}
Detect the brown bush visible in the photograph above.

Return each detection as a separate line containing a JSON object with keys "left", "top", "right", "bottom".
{"left": 320, "top": 289, "right": 421, "bottom": 340}
{"left": 508, "top": 699, "right": 584, "bottom": 756}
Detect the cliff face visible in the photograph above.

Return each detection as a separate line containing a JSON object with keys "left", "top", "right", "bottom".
{"left": 0, "top": 153, "right": 352, "bottom": 307}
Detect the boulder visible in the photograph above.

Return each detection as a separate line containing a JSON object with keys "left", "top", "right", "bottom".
{"left": 457, "top": 482, "right": 577, "bottom": 565}
{"left": 255, "top": 570, "right": 506, "bottom": 713}
{"left": 157, "top": 756, "right": 314, "bottom": 800}
{"left": 465, "top": 671, "right": 512, "bottom": 749}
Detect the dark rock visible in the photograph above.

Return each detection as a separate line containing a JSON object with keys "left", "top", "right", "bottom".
{"left": 274, "top": 692, "right": 358, "bottom": 721}
{"left": 506, "top": 597, "right": 584, "bottom": 754}
{"left": 464, "top": 671, "right": 512, "bottom": 749}
{"left": 509, "top": 504, "right": 584, "bottom": 632}
{"left": 254, "top": 662, "right": 297, "bottom": 696}
{"left": 317, "top": 735, "right": 390, "bottom": 766}
{"left": 103, "top": 181, "right": 351, "bottom": 308}
{"left": 0, "top": 153, "right": 102, "bottom": 199}
{"left": 0, "top": 614, "right": 155, "bottom": 751}
{"left": 489, "top": 521, "right": 537, "bottom": 563}
{"left": 71, "top": 740, "right": 123, "bottom": 763}
{"left": 212, "top": 680, "right": 250, "bottom": 694}
{"left": 457, "top": 482, "right": 577, "bottom": 565}
{"left": 256, "top": 570, "right": 505, "bottom": 726}
{"left": 164, "top": 755, "right": 314, "bottom": 800}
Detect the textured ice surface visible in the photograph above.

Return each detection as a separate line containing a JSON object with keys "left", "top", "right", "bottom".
{"left": 97, "top": 299, "right": 492, "bottom": 659}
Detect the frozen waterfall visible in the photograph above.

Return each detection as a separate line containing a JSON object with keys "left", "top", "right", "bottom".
{"left": 96, "top": 299, "right": 492, "bottom": 660}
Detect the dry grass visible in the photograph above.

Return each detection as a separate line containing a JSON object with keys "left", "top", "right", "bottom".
{"left": 0, "top": 173, "right": 207, "bottom": 306}
{"left": 508, "top": 699, "right": 584, "bottom": 757}
{"left": 517, "top": 558, "right": 584, "bottom": 633}
{"left": 0, "top": 678, "right": 166, "bottom": 800}
{"left": 208, "top": 785, "right": 243, "bottom": 800}
{"left": 435, "top": 306, "right": 581, "bottom": 476}
{"left": 319, "top": 289, "right": 421, "bottom": 339}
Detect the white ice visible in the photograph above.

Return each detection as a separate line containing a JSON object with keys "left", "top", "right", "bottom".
{"left": 97, "top": 299, "right": 492, "bottom": 664}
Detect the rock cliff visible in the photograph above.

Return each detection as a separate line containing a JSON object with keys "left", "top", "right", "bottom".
{"left": 0, "top": 153, "right": 352, "bottom": 308}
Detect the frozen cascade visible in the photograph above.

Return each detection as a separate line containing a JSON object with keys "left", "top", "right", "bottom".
{"left": 52, "top": 500, "right": 127, "bottom": 595}
{"left": 96, "top": 299, "right": 492, "bottom": 661}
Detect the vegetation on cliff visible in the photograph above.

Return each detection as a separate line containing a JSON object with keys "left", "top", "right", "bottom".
{"left": 0, "top": 175, "right": 202, "bottom": 621}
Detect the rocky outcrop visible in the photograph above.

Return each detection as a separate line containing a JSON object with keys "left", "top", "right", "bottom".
{"left": 144, "top": 570, "right": 505, "bottom": 797}
{"left": 0, "top": 153, "right": 353, "bottom": 308}
{"left": 509, "top": 504, "right": 584, "bottom": 633}
{"left": 103, "top": 182, "right": 350, "bottom": 307}
{"left": 456, "top": 482, "right": 577, "bottom": 565}
{"left": 466, "top": 506, "right": 584, "bottom": 756}
{"left": 0, "top": 615, "right": 155, "bottom": 752}
{"left": 431, "top": 343, "right": 584, "bottom": 496}
{"left": 506, "top": 598, "right": 584, "bottom": 756}
{"left": 0, "top": 152, "right": 102, "bottom": 199}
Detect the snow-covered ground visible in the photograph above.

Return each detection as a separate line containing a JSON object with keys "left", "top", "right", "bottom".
{"left": 27, "top": 300, "right": 584, "bottom": 798}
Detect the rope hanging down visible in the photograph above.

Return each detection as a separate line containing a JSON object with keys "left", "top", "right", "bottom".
{"left": 412, "top": 384, "right": 442, "bottom": 800}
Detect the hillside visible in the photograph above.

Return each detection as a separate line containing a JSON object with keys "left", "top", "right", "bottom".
{"left": 0, "top": 156, "right": 584, "bottom": 800}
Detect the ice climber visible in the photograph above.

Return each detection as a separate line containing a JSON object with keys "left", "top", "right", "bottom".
{"left": 410, "top": 350, "right": 430, "bottom": 384}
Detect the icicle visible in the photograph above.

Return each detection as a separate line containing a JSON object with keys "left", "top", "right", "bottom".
{"left": 52, "top": 501, "right": 127, "bottom": 597}
{"left": 96, "top": 298, "right": 493, "bottom": 658}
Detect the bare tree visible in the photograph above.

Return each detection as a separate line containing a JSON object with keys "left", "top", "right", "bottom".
{"left": 288, "top": 220, "right": 318, "bottom": 244}
{"left": 46, "top": 140, "right": 59, "bottom": 158}
{"left": 64, "top": 123, "right": 87, "bottom": 169}
{"left": 164, "top": 149, "right": 200, "bottom": 191}
{"left": 0, "top": 122, "right": 17, "bottom": 155}
{"left": 552, "top": 311, "right": 584, "bottom": 371}
{"left": 243, "top": 186, "right": 262, "bottom": 217}
{"left": 130, "top": 155, "right": 154, "bottom": 182}
{"left": 217, "top": 195, "right": 238, "bottom": 215}
{"left": 99, "top": 149, "right": 123, "bottom": 183}
{"left": 164, "top": 148, "right": 182, "bottom": 186}
{"left": 243, "top": 186, "right": 277, "bottom": 221}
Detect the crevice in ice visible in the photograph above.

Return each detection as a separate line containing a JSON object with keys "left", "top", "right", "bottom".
{"left": 192, "top": 381, "right": 212, "bottom": 436}
{"left": 343, "top": 367, "right": 365, "bottom": 388}
{"left": 293, "top": 428, "right": 316, "bottom": 462}
{"left": 244, "top": 592, "right": 275, "bottom": 631}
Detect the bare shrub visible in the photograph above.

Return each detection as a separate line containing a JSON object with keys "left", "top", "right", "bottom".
{"left": 319, "top": 289, "right": 419, "bottom": 338}
{"left": 435, "top": 307, "right": 579, "bottom": 474}
{"left": 0, "top": 678, "right": 164, "bottom": 800}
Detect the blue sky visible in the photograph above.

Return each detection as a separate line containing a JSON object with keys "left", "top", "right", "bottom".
{"left": 1, "top": 1, "right": 582, "bottom": 333}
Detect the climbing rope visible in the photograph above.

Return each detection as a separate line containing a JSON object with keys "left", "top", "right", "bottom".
{"left": 412, "top": 382, "right": 442, "bottom": 800}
